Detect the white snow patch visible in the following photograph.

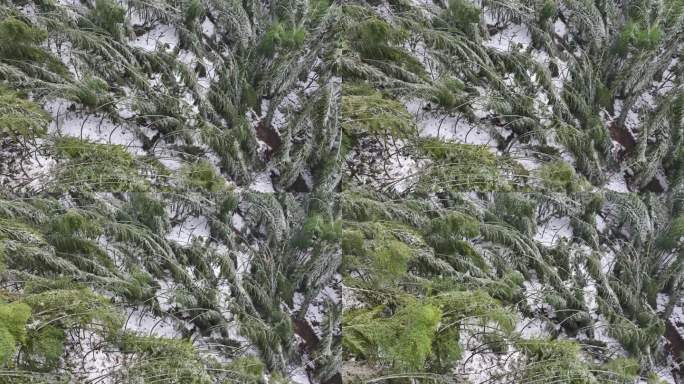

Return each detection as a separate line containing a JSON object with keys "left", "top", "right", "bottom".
{"left": 292, "top": 292, "right": 305, "bottom": 312}
{"left": 592, "top": 314, "right": 626, "bottom": 353}
{"left": 511, "top": 147, "right": 542, "bottom": 171}
{"left": 197, "top": 57, "right": 217, "bottom": 95}
{"left": 656, "top": 293, "right": 670, "bottom": 313}
{"left": 553, "top": 58, "right": 571, "bottom": 91}
{"left": 605, "top": 171, "right": 629, "bottom": 193}
{"left": 638, "top": 369, "right": 677, "bottom": 384}
{"left": 130, "top": 21, "right": 178, "bottom": 52}
{"left": 64, "top": 329, "right": 121, "bottom": 383}
{"left": 386, "top": 149, "right": 421, "bottom": 193}
{"left": 201, "top": 18, "right": 216, "bottom": 36}
{"left": 1, "top": 140, "right": 55, "bottom": 191}
{"left": 125, "top": 308, "right": 181, "bottom": 338}
{"left": 456, "top": 337, "right": 525, "bottom": 384}
{"left": 405, "top": 99, "right": 497, "bottom": 150}
{"left": 323, "top": 283, "right": 341, "bottom": 304}
{"left": 166, "top": 215, "right": 210, "bottom": 245}
{"left": 516, "top": 317, "right": 550, "bottom": 338}
{"left": 601, "top": 249, "right": 615, "bottom": 275}
{"left": 297, "top": 65, "right": 322, "bottom": 96}
{"left": 249, "top": 172, "right": 275, "bottom": 193}
{"left": 484, "top": 21, "right": 532, "bottom": 51}
{"left": 668, "top": 296, "right": 684, "bottom": 329}
{"left": 150, "top": 144, "right": 185, "bottom": 171}
{"left": 584, "top": 280, "right": 598, "bottom": 313}
{"left": 56, "top": 0, "right": 82, "bottom": 8}
{"left": 288, "top": 366, "right": 310, "bottom": 384}
{"left": 235, "top": 250, "right": 251, "bottom": 279}
{"left": 231, "top": 213, "right": 246, "bottom": 232}
{"left": 554, "top": 19, "right": 568, "bottom": 37}
{"left": 421, "top": 114, "right": 494, "bottom": 145}
{"left": 535, "top": 216, "right": 573, "bottom": 247}
{"left": 613, "top": 99, "right": 641, "bottom": 132}
{"left": 341, "top": 284, "right": 364, "bottom": 310}
{"left": 654, "top": 170, "right": 669, "bottom": 192}
{"left": 45, "top": 99, "right": 146, "bottom": 155}
{"left": 595, "top": 214, "right": 606, "bottom": 233}
{"left": 156, "top": 279, "right": 176, "bottom": 312}
{"left": 523, "top": 279, "right": 548, "bottom": 312}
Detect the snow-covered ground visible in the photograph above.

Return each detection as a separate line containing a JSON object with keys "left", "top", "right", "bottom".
{"left": 483, "top": 12, "right": 532, "bottom": 52}
{"left": 63, "top": 329, "right": 122, "bottom": 383}
{"left": 248, "top": 171, "right": 276, "bottom": 192}
{"left": 166, "top": 215, "right": 210, "bottom": 245}
{"left": 45, "top": 99, "right": 146, "bottom": 155}
{"left": 405, "top": 99, "right": 498, "bottom": 150}
{"left": 534, "top": 216, "right": 573, "bottom": 247}
{"left": 128, "top": 11, "right": 179, "bottom": 52}
{"left": 124, "top": 308, "right": 182, "bottom": 338}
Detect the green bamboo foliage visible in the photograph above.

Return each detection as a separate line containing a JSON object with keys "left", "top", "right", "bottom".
{"left": 341, "top": 189, "right": 681, "bottom": 382}
{"left": 2, "top": 0, "right": 684, "bottom": 382}
{"left": 0, "top": 190, "right": 340, "bottom": 382}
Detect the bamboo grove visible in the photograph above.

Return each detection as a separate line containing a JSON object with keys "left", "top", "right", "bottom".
{"left": 1, "top": 0, "right": 684, "bottom": 383}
